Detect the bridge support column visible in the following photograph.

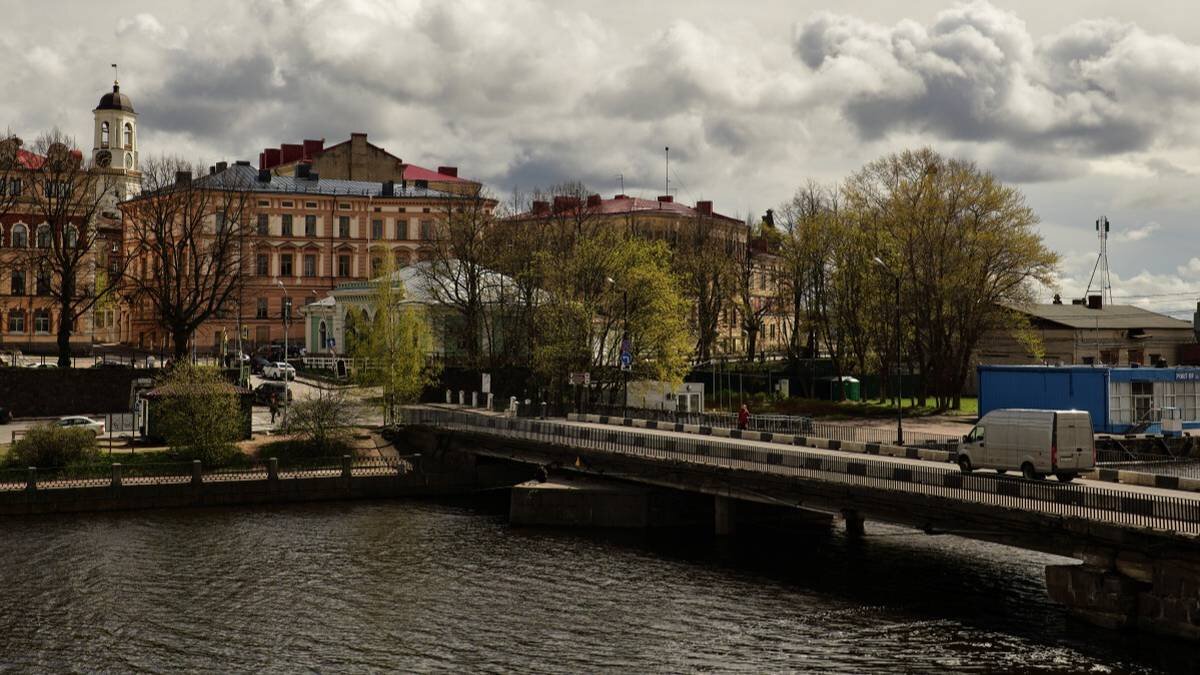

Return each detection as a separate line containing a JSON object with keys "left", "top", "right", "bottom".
{"left": 1047, "top": 549, "right": 1200, "bottom": 640}
{"left": 841, "top": 509, "right": 865, "bottom": 537}
{"left": 715, "top": 495, "right": 736, "bottom": 537}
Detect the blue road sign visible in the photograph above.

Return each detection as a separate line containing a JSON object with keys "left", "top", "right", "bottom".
{"left": 620, "top": 351, "right": 633, "bottom": 370}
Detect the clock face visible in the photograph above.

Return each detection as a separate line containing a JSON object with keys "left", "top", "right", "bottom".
{"left": 124, "top": 153, "right": 134, "bottom": 169}
{"left": 95, "top": 150, "right": 112, "bottom": 168}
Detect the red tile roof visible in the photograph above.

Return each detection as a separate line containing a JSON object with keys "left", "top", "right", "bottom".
{"left": 16, "top": 149, "right": 45, "bottom": 170}
{"left": 403, "top": 164, "right": 467, "bottom": 184}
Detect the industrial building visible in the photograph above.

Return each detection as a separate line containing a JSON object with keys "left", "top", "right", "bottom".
{"left": 978, "top": 364, "right": 1200, "bottom": 434}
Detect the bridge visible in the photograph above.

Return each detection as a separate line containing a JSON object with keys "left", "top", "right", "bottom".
{"left": 399, "top": 405, "right": 1200, "bottom": 642}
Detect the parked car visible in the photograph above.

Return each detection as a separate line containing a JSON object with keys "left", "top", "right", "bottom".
{"left": 253, "top": 382, "right": 294, "bottom": 405}
{"left": 958, "top": 409, "right": 1094, "bottom": 482}
{"left": 56, "top": 416, "right": 105, "bottom": 436}
{"left": 250, "top": 355, "right": 271, "bottom": 375}
{"left": 0, "top": 406, "right": 11, "bottom": 424}
{"left": 28, "top": 363, "right": 56, "bottom": 369}
{"left": 263, "top": 362, "right": 296, "bottom": 381}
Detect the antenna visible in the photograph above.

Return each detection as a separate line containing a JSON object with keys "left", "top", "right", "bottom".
{"left": 664, "top": 146, "right": 669, "bottom": 197}
{"left": 1083, "top": 216, "right": 1113, "bottom": 306}
{"left": 617, "top": 173, "right": 624, "bottom": 194}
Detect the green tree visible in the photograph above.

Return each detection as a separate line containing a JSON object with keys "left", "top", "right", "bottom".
{"left": 156, "top": 363, "right": 242, "bottom": 466}
{"left": 350, "top": 256, "right": 438, "bottom": 424}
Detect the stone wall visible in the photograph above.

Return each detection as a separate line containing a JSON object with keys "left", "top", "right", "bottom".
{"left": 0, "top": 367, "right": 158, "bottom": 417}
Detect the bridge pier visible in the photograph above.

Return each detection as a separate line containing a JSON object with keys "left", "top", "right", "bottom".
{"left": 715, "top": 495, "right": 736, "bottom": 537}
{"left": 1047, "top": 548, "right": 1200, "bottom": 640}
{"left": 841, "top": 509, "right": 865, "bottom": 537}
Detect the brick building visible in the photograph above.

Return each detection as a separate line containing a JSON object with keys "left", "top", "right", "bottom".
{"left": 122, "top": 161, "right": 486, "bottom": 356}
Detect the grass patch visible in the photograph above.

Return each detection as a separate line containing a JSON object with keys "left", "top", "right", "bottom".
{"left": 255, "top": 437, "right": 355, "bottom": 464}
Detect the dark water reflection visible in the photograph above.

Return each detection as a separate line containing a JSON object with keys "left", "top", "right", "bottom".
{"left": 0, "top": 498, "right": 1195, "bottom": 673}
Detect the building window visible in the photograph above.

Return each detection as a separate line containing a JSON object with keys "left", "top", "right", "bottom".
{"left": 339, "top": 203, "right": 351, "bottom": 210}
{"left": 371, "top": 256, "right": 382, "bottom": 276}
{"left": 215, "top": 212, "right": 227, "bottom": 233}
{"left": 36, "top": 267, "right": 50, "bottom": 295}
{"left": 280, "top": 253, "right": 293, "bottom": 276}
{"left": 305, "top": 215, "right": 317, "bottom": 237}
{"left": 10, "top": 224, "right": 26, "bottom": 247}
{"left": 420, "top": 219, "right": 433, "bottom": 240}
{"left": 256, "top": 254, "right": 269, "bottom": 276}
{"left": 258, "top": 200, "right": 270, "bottom": 207}
{"left": 338, "top": 254, "right": 350, "bottom": 277}
{"left": 7, "top": 309, "right": 25, "bottom": 333}
{"left": 281, "top": 214, "right": 293, "bottom": 236}
{"left": 371, "top": 219, "right": 383, "bottom": 240}
{"left": 10, "top": 269, "right": 25, "bottom": 295}
{"left": 339, "top": 216, "right": 350, "bottom": 239}
{"left": 305, "top": 201, "right": 317, "bottom": 209}
{"left": 396, "top": 219, "right": 408, "bottom": 240}
{"left": 303, "top": 254, "right": 317, "bottom": 277}
{"left": 256, "top": 298, "right": 268, "bottom": 319}
{"left": 33, "top": 309, "right": 50, "bottom": 334}
{"left": 1082, "top": 356, "right": 1095, "bottom": 366}
{"left": 123, "top": 123, "right": 133, "bottom": 148}
{"left": 36, "top": 225, "right": 51, "bottom": 248}
{"left": 257, "top": 213, "right": 269, "bottom": 236}
{"left": 100, "top": 122, "right": 110, "bottom": 148}
{"left": 282, "top": 201, "right": 293, "bottom": 208}
{"left": 2, "top": 179, "right": 20, "bottom": 197}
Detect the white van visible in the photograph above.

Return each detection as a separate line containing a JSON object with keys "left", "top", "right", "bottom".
{"left": 958, "top": 409, "right": 1094, "bottom": 482}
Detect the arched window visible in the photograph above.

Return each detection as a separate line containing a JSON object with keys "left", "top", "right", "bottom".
{"left": 123, "top": 123, "right": 133, "bottom": 148}
{"left": 100, "top": 122, "right": 110, "bottom": 148}
{"left": 66, "top": 225, "right": 78, "bottom": 248}
{"left": 36, "top": 225, "right": 51, "bottom": 249}
{"left": 11, "top": 223, "right": 27, "bottom": 248}
{"left": 33, "top": 309, "right": 51, "bottom": 334}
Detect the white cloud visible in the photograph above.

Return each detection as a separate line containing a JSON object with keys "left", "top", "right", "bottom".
{"left": 1111, "top": 221, "right": 1160, "bottom": 242}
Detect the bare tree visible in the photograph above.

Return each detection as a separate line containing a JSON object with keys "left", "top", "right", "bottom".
{"left": 734, "top": 215, "right": 778, "bottom": 363}
{"left": 672, "top": 212, "right": 737, "bottom": 362}
{"left": 20, "top": 130, "right": 124, "bottom": 366}
{"left": 122, "top": 156, "right": 255, "bottom": 361}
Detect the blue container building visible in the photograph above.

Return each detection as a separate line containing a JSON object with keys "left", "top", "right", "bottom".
{"left": 978, "top": 365, "right": 1200, "bottom": 434}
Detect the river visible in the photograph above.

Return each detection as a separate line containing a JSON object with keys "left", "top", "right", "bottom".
{"left": 0, "top": 498, "right": 1193, "bottom": 673}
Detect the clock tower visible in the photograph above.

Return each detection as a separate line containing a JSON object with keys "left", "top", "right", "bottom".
{"left": 93, "top": 77, "right": 140, "bottom": 211}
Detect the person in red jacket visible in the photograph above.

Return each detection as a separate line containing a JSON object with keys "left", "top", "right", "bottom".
{"left": 737, "top": 404, "right": 750, "bottom": 430}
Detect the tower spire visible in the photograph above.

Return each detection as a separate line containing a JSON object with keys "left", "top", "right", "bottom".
{"left": 111, "top": 63, "right": 118, "bottom": 87}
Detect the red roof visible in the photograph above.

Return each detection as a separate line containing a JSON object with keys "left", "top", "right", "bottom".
{"left": 516, "top": 195, "right": 742, "bottom": 224}
{"left": 403, "top": 164, "right": 466, "bottom": 184}
{"left": 16, "top": 149, "right": 44, "bottom": 170}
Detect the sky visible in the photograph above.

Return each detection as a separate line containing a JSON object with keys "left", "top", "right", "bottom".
{"left": 3, "top": 0, "right": 1200, "bottom": 318}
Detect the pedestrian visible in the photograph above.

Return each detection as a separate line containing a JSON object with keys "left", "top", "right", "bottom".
{"left": 737, "top": 403, "right": 750, "bottom": 431}
{"left": 269, "top": 394, "right": 278, "bottom": 424}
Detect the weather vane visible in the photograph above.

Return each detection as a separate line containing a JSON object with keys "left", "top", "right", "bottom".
{"left": 112, "top": 63, "right": 118, "bottom": 85}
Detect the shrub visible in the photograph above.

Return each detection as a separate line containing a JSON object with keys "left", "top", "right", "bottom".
{"left": 283, "top": 387, "right": 360, "bottom": 455}
{"left": 8, "top": 424, "right": 99, "bottom": 468}
{"left": 156, "top": 364, "right": 242, "bottom": 467}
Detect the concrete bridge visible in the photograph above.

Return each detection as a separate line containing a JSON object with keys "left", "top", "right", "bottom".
{"left": 399, "top": 405, "right": 1200, "bottom": 641}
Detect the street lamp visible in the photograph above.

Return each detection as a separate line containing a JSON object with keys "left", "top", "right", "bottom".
{"left": 605, "top": 276, "right": 629, "bottom": 418}
{"left": 276, "top": 278, "right": 290, "bottom": 429}
{"left": 872, "top": 256, "right": 903, "bottom": 445}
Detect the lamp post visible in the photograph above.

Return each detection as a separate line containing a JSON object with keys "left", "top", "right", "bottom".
{"left": 605, "top": 276, "right": 629, "bottom": 418}
{"left": 276, "top": 279, "right": 290, "bottom": 429}
{"left": 872, "top": 256, "right": 903, "bottom": 445}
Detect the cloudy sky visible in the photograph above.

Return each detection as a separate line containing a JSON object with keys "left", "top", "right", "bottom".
{"left": 3, "top": 0, "right": 1200, "bottom": 317}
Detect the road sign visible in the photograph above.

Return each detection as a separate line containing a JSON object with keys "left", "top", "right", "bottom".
{"left": 619, "top": 351, "right": 633, "bottom": 371}
{"left": 570, "top": 372, "right": 591, "bottom": 386}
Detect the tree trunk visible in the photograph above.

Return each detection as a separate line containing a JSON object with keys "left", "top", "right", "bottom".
{"left": 56, "top": 292, "right": 74, "bottom": 368}
{"left": 172, "top": 327, "right": 191, "bottom": 363}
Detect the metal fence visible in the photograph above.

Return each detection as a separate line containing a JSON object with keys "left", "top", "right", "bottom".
{"left": 0, "top": 456, "right": 409, "bottom": 493}
{"left": 404, "top": 408, "right": 1200, "bottom": 535}
{"left": 587, "top": 405, "right": 961, "bottom": 451}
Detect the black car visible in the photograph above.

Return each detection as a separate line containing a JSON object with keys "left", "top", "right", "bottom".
{"left": 253, "top": 382, "right": 294, "bottom": 405}
{"left": 0, "top": 406, "right": 11, "bottom": 424}
{"left": 250, "top": 355, "right": 271, "bottom": 375}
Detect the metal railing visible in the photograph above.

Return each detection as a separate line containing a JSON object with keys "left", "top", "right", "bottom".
{"left": 0, "top": 455, "right": 409, "bottom": 493}
{"left": 404, "top": 408, "right": 1200, "bottom": 535}
{"left": 587, "top": 405, "right": 960, "bottom": 451}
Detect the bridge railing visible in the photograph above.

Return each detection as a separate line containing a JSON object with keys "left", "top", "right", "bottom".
{"left": 404, "top": 408, "right": 1200, "bottom": 535}
{"left": 587, "top": 405, "right": 960, "bottom": 451}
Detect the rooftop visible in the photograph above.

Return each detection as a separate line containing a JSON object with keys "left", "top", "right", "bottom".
{"left": 1010, "top": 303, "right": 1193, "bottom": 330}
{"left": 512, "top": 194, "right": 742, "bottom": 225}
{"left": 167, "top": 163, "right": 462, "bottom": 200}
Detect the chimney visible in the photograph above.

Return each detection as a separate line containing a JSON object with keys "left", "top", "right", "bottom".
{"left": 532, "top": 200, "right": 549, "bottom": 215}
{"left": 215, "top": 161, "right": 228, "bottom": 173}
{"left": 263, "top": 148, "right": 281, "bottom": 168}
{"left": 235, "top": 160, "right": 251, "bottom": 167}
{"left": 437, "top": 166, "right": 458, "bottom": 178}
{"left": 280, "top": 143, "right": 303, "bottom": 164}
{"left": 658, "top": 195, "right": 673, "bottom": 203}
{"left": 302, "top": 139, "right": 324, "bottom": 158}
{"left": 257, "top": 168, "right": 271, "bottom": 183}
{"left": 1087, "top": 294, "right": 1103, "bottom": 310}
{"left": 259, "top": 152, "right": 266, "bottom": 170}
{"left": 696, "top": 200, "right": 713, "bottom": 215}
{"left": 175, "top": 170, "right": 192, "bottom": 185}
{"left": 296, "top": 162, "right": 311, "bottom": 179}
{"left": 614, "top": 194, "right": 630, "bottom": 200}
{"left": 553, "top": 196, "right": 580, "bottom": 213}
{"left": 1071, "top": 298, "right": 1085, "bottom": 305}
{"left": 382, "top": 180, "right": 395, "bottom": 197}
{"left": 308, "top": 172, "right": 319, "bottom": 182}
{"left": 586, "top": 194, "right": 602, "bottom": 208}
{"left": 1052, "top": 293, "right": 1063, "bottom": 305}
